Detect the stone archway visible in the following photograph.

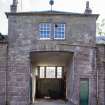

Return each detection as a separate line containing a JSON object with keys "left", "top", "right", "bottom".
{"left": 30, "top": 51, "right": 74, "bottom": 104}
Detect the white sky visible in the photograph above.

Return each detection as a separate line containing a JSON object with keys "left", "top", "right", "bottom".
{"left": 0, "top": 0, "right": 105, "bottom": 34}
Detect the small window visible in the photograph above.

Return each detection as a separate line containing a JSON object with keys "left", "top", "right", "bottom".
{"left": 57, "top": 67, "right": 63, "bottom": 78}
{"left": 54, "top": 24, "right": 65, "bottom": 39}
{"left": 46, "top": 67, "right": 56, "bottom": 78}
{"left": 39, "top": 23, "right": 51, "bottom": 39}
{"left": 39, "top": 67, "right": 45, "bottom": 78}
{"left": 37, "top": 66, "right": 63, "bottom": 79}
{"left": 35, "top": 68, "right": 38, "bottom": 76}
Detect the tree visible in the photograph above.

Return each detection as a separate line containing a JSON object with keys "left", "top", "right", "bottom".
{"left": 97, "top": 19, "right": 105, "bottom": 35}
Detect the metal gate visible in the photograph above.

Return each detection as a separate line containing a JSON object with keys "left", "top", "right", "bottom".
{"left": 35, "top": 66, "right": 65, "bottom": 99}
{"left": 36, "top": 78, "right": 65, "bottom": 99}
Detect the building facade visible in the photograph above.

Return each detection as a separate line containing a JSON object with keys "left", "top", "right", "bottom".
{"left": 0, "top": 0, "right": 105, "bottom": 105}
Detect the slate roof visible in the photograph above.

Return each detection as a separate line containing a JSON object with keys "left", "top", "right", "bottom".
{"left": 96, "top": 36, "right": 105, "bottom": 44}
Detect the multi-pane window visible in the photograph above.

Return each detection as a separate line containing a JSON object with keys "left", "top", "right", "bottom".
{"left": 57, "top": 67, "right": 62, "bottom": 78}
{"left": 46, "top": 67, "right": 56, "bottom": 78}
{"left": 39, "top": 23, "right": 65, "bottom": 40}
{"left": 39, "top": 67, "right": 45, "bottom": 78}
{"left": 54, "top": 24, "right": 65, "bottom": 39}
{"left": 39, "top": 23, "right": 51, "bottom": 39}
{"left": 38, "top": 66, "right": 63, "bottom": 79}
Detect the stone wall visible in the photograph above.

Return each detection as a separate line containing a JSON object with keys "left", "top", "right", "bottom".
{"left": 0, "top": 43, "right": 7, "bottom": 105}
{"left": 96, "top": 44, "right": 105, "bottom": 105}
{"left": 7, "top": 14, "right": 97, "bottom": 48}
{"left": 7, "top": 12, "right": 98, "bottom": 105}
{"left": 75, "top": 47, "right": 97, "bottom": 105}
{"left": 7, "top": 48, "right": 30, "bottom": 105}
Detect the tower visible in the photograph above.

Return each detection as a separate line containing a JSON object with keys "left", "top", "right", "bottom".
{"left": 10, "top": 0, "right": 18, "bottom": 13}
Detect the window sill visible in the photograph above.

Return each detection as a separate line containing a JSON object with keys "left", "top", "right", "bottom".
{"left": 39, "top": 38, "right": 51, "bottom": 40}
{"left": 54, "top": 38, "right": 65, "bottom": 40}
{"left": 39, "top": 38, "right": 66, "bottom": 41}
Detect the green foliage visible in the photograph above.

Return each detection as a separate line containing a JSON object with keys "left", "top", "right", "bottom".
{"left": 97, "top": 19, "right": 105, "bottom": 35}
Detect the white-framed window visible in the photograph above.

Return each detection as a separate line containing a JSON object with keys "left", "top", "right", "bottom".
{"left": 39, "top": 23, "right": 51, "bottom": 39}
{"left": 39, "top": 23, "right": 65, "bottom": 40}
{"left": 46, "top": 67, "right": 56, "bottom": 78}
{"left": 54, "top": 24, "right": 65, "bottom": 39}
{"left": 38, "top": 66, "right": 63, "bottom": 79}
{"left": 57, "top": 67, "right": 63, "bottom": 78}
{"left": 39, "top": 67, "right": 45, "bottom": 78}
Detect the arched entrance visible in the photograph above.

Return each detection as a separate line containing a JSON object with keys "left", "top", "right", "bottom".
{"left": 30, "top": 51, "right": 74, "bottom": 103}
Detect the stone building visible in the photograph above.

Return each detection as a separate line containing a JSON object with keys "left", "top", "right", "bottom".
{"left": 0, "top": 0, "right": 105, "bottom": 105}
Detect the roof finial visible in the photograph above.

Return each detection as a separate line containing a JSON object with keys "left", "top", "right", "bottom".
{"left": 49, "top": 0, "right": 54, "bottom": 11}
{"left": 10, "top": 0, "right": 18, "bottom": 13}
{"left": 84, "top": 1, "right": 92, "bottom": 14}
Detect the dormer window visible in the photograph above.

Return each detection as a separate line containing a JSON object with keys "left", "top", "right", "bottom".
{"left": 39, "top": 23, "right": 65, "bottom": 40}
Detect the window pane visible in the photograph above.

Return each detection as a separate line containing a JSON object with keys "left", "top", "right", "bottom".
{"left": 54, "top": 24, "right": 65, "bottom": 39}
{"left": 35, "top": 68, "right": 38, "bottom": 76}
{"left": 57, "top": 67, "right": 62, "bottom": 78}
{"left": 39, "top": 67, "right": 45, "bottom": 78}
{"left": 39, "top": 23, "right": 51, "bottom": 39}
{"left": 46, "top": 67, "right": 56, "bottom": 78}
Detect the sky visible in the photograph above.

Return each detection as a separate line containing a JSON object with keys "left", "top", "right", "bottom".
{"left": 0, "top": 0, "right": 105, "bottom": 35}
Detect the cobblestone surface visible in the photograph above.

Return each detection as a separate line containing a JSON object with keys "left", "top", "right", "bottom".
{"left": 33, "top": 99, "right": 68, "bottom": 105}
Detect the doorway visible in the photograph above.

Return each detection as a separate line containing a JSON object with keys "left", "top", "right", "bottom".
{"left": 30, "top": 51, "right": 74, "bottom": 103}
{"left": 80, "top": 79, "right": 89, "bottom": 105}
